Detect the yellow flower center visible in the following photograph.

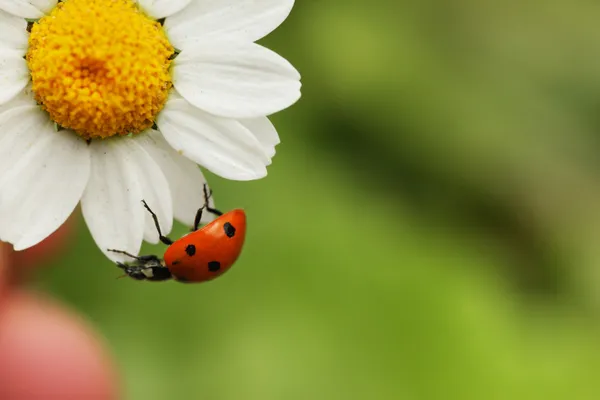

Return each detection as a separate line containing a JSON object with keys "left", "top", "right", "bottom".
{"left": 26, "top": 0, "right": 174, "bottom": 140}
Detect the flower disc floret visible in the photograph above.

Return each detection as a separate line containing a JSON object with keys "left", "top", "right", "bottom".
{"left": 26, "top": 0, "right": 174, "bottom": 139}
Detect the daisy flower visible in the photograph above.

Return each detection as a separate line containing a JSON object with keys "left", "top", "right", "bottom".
{"left": 0, "top": 0, "right": 300, "bottom": 261}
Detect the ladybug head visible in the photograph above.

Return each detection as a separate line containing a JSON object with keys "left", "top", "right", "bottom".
{"left": 116, "top": 262, "right": 147, "bottom": 280}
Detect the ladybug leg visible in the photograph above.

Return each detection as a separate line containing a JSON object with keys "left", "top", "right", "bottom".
{"left": 141, "top": 200, "right": 174, "bottom": 245}
{"left": 203, "top": 183, "right": 223, "bottom": 217}
{"left": 193, "top": 207, "right": 204, "bottom": 231}
{"left": 206, "top": 206, "right": 223, "bottom": 217}
{"left": 193, "top": 184, "right": 223, "bottom": 231}
{"left": 107, "top": 249, "right": 160, "bottom": 262}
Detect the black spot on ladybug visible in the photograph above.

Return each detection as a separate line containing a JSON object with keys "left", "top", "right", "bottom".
{"left": 223, "top": 222, "right": 236, "bottom": 238}
{"left": 171, "top": 260, "right": 181, "bottom": 265}
{"left": 208, "top": 261, "right": 221, "bottom": 272}
{"left": 185, "top": 244, "right": 196, "bottom": 256}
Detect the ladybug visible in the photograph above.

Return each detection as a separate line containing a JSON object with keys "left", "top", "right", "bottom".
{"left": 108, "top": 185, "right": 246, "bottom": 283}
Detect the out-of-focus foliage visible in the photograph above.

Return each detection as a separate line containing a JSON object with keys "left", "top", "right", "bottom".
{"left": 37, "top": 1, "right": 600, "bottom": 399}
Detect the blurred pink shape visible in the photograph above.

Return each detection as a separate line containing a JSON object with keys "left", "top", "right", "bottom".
{"left": 0, "top": 291, "right": 119, "bottom": 400}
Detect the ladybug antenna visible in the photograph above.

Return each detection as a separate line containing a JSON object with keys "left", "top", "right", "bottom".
{"left": 115, "top": 262, "right": 130, "bottom": 279}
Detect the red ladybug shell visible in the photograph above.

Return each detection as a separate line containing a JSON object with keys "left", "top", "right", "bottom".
{"left": 163, "top": 209, "right": 246, "bottom": 283}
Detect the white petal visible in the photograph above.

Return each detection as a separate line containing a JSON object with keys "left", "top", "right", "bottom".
{"left": 28, "top": 0, "right": 55, "bottom": 14}
{"left": 0, "top": 84, "right": 35, "bottom": 113}
{"left": 0, "top": 105, "right": 90, "bottom": 250}
{"left": 173, "top": 41, "right": 301, "bottom": 119}
{"left": 81, "top": 140, "right": 146, "bottom": 263}
{"left": 0, "top": 0, "right": 56, "bottom": 18}
{"left": 239, "top": 117, "right": 280, "bottom": 160}
{"left": 157, "top": 98, "right": 269, "bottom": 180}
{"left": 0, "top": 9, "right": 39, "bottom": 106}
{"left": 0, "top": 47, "right": 29, "bottom": 106}
{"left": 136, "top": 0, "right": 191, "bottom": 19}
{"left": 165, "top": 0, "right": 294, "bottom": 47}
{"left": 0, "top": 9, "right": 28, "bottom": 50}
{"left": 128, "top": 138, "right": 173, "bottom": 244}
{"left": 136, "top": 130, "right": 216, "bottom": 226}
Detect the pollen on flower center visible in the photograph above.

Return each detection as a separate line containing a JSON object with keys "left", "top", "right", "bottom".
{"left": 26, "top": 0, "right": 174, "bottom": 139}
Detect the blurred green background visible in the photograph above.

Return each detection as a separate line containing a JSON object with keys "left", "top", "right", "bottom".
{"left": 32, "top": 1, "right": 600, "bottom": 399}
